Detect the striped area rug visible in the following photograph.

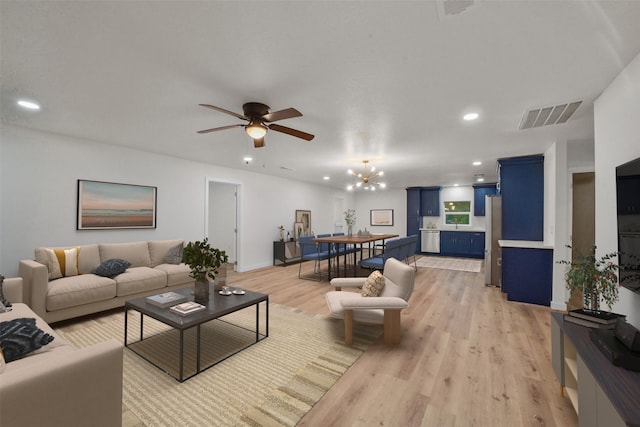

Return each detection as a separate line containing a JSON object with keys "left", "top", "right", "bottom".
{"left": 415, "top": 256, "right": 483, "bottom": 273}
{"left": 56, "top": 304, "right": 380, "bottom": 427}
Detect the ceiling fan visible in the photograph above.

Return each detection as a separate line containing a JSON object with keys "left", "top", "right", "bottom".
{"left": 197, "top": 102, "right": 315, "bottom": 148}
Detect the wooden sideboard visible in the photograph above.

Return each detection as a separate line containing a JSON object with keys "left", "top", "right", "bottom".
{"left": 551, "top": 312, "right": 640, "bottom": 426}
{"left": 273, "top": 241, "right": 300, "bottom": 266}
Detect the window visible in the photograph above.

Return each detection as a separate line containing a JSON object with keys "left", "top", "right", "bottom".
{"left": 444, "top": 201, "right": 470, "bottom": 225}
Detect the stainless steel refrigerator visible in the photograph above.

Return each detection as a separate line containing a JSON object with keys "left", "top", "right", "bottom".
{"left": 484, "top": 195, "right": 502, "bottom": 287}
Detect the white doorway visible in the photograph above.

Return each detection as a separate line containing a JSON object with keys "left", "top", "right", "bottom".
{"left": 206, "top": 179, "right": 239, "bottom": 271}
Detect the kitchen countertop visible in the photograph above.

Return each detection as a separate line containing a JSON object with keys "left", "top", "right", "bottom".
{"left": 498, "top": 240, "right": 554, "bottom": 249}
{"left": 420, "top": 228, "right": 485, "bottom": 232}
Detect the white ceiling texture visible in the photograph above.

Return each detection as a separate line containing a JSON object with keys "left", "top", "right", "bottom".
{"left": 3, "top": 1, "right": 640, "bottom": 190}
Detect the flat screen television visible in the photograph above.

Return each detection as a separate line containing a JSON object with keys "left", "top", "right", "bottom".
{"left": 616, "top": 156, "right": 640, "bottom": 293}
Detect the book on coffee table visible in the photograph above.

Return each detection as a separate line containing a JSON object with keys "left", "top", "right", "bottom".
{"left": 568, "top": 309, "right": 626, "bottom": 325}
{"left": 146, "top": 292, "right": 188, "bottom": 308}
{"left": 564, "top": 314, "right": 617, "bottom": 329}
{"left": 170, "top": 301, "right": 206, "bottom": 316}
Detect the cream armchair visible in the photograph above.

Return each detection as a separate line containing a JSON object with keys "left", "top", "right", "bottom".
{"left": 326, "top": 258, "right": 415, "bottom": 345}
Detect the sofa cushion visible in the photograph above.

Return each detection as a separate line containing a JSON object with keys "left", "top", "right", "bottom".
{"left": 44, "top": 247, "right": 80, "bottom": 279}
{"left": 163, "top": 243, "right": 184, "bottom": 265}
{"left": 148, "top": 239, "right": 184, "bottom": 267}
{"left": 0, "top": 317, "right": 55, "bottom": 362}
{"left": 154, "top": 263, "right": 192, "bottom": 286}
{"left": 114, "top": 267, "right": 167, "bottom": 297}
{"left": 35, "top": 244, "right": 101, "bottom": 275}
{"left": 92, "top": 258, "right": 131, "bottom": 278}
{"left": 46, "top": 275, "right": 117, "bottom": 312}
{"left": 99, "top": 241, "right": 151, "bottom": 268}
{"left": 361, "top": 270, "right": 385, "bottom": 297}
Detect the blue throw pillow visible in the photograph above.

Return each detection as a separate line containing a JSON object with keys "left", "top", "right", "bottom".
{"left": 0, "top": 317, "right": 55, "bottom": 362}
{"left": 92, "top": 258, "right": 131, "bottom": 277}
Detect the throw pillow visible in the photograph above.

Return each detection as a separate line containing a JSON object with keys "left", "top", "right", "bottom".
{"left": 361, "top": 270, "right": 385, "bottom": 297}
{"left": 92, "top": 258, "right": 131, "bottom": 278}
{"left": 164, "top": 243, "right": 184, "bottom": 264}
{"left": 0, "top": 275, "right": 11, "bottom": 308}
{"left": 0, "top": 317, "right": 55, "bottom": 363}
{"left": 44, "top": 247, "right": 79, "bottom": 280}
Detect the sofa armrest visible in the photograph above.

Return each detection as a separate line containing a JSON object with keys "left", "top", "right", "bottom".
{"left": 329, "top": 277, "right": 366, "bottom": 291}
{"left": 0, "top": 340, "right": 123, "bottom": 427}
{"left": 340, "top": 296, "right": 408, "bottom": 310}
{"left": 2, "top": 277, "right": 24, "bottom": 304}
{"left": 19, "top": 259, "right": 48, "bottom": 316}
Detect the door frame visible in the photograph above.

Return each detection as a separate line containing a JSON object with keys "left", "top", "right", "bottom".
{"left": 205, "top": 177, "right": 241, "bottom": 272}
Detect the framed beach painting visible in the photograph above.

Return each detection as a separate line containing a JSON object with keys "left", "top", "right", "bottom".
{"left": 77, "top": 180, "right": 157, "bottom": 230}
{"left": 370, "top": 209, "right": 394, "bottom": 226}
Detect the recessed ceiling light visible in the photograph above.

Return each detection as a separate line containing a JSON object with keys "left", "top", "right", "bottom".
{"left": 453, "top": 183, "right": 459, "bottom": 187}
{"left": 323, "top": 176, "right": 330, "bottom": 180}
{"left": 463, "top": 112, "right": 479, "bottom": 121}
{"left": 17, "top": 100, "right": 41, "bottom": 110}
{"left": 243, "top": 156, "right": 252, "bottom": 163}
{"left": 472, "top": 161, "right": 482, "bottom": 166}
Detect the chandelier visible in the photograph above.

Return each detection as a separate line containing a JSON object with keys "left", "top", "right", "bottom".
{"left": 347, "top": 160, "right": 386, "bottom": 191}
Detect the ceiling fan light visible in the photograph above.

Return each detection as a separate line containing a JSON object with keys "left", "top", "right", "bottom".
{"left": 246, "top": 122, "right": 267, "bottom": 139}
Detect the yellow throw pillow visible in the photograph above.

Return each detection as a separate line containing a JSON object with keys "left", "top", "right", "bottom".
{"left": 44, "top": 247, "right": 79, "bottom": 280}
{"left": 361, "top": 270, "right": 385, "bottom": 297}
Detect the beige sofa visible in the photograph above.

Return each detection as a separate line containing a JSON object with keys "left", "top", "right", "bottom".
{"left": 19, "top": 239, "right": 194, "bottom": 323}
{"left": 1, "top": 278, "right": 123, "bottom": 427}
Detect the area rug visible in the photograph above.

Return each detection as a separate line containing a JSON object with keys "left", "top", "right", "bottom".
{"left": 55, "top": 304, "right": 380, "bottom": 427}
{"left": 415, "top": 256, "right": 482, "bottom": 273}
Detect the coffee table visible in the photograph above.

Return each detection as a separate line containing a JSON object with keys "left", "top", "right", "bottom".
{"left": 124, "top": 285, "right": 268, "bottom": 382}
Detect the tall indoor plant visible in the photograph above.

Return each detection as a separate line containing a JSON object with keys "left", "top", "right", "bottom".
{"left": 183, "top": 238, "right": 228, "bottom": 303}
{"left": 558, "top": 245, "right": 620, "bottom": 312}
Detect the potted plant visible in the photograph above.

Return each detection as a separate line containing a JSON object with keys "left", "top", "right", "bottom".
{"left": 344, "top": 209, "right": 356, "bottom": 236}
{"left": 558, "top": 245, "right": 620, "bottom": 313}
{"left": 183, "top": 238, "right": 228, "bottom": 302}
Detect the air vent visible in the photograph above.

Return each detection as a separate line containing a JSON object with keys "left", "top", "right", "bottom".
{"left": 436, "top": 0, "right": 477, "bottom": 20}
{"left": 519, "top": 101, "right": 582, "bottom": 130}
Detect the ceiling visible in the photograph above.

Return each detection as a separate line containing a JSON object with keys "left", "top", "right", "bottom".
{"left": 3, "top": 1, "right": 640, "bottom": 190}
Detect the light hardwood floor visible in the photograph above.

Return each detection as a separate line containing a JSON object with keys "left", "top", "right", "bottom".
{"left": 55, "top": 257, "right": 578, "bottom": 426}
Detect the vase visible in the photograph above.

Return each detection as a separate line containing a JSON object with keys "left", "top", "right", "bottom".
{"left": 194, "top": 280, "right": 210, "bottom": 304}
{"left": 583, "top": 289, "right": 600, "bottom": 312}
{"left": 347, "top": 225, "right": 353, "bottom": 237}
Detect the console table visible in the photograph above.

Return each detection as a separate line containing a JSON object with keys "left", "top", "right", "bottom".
{"left": 551, "top": 312, "right": 640, "bottom": 426}
{"left": 273, "top": 240, "right": 300, "bottom": 266}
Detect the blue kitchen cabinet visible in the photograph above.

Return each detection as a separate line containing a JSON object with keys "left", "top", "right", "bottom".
{"left": 473, "top": 183, "right": 498, "bottom": 216}
{"left": 440, "top": 231, "right": 485, "bottom": 258}
{"left": 420, "top": 187, "right": 440, "bottom": 216}
{"left": 406, "top": 188, "right": 422, "bottom": 252}
{"left": 469, "top": 232, "right": 485, "bottom": 257}
{"left": 498, "top": 155, "right": 544, "bottom": 241}
{"left": 501, "top": 247, "right": 553, "bottom": 306}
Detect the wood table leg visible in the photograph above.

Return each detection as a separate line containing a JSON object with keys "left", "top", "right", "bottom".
{"left": 344, "top": 310, "right": 353, "bottom": 345}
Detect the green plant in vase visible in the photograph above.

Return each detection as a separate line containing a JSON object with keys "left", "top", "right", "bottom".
{"left": 558, "top": 245, "right": 620, "bottom": 312}
{"left": 183, "top": 238, "right": 228, "bottom": 303}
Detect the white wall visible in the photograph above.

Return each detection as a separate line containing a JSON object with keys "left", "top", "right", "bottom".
{"left": 594, "top": 51, "right": 640, "bottom": 327}
{"left": 353, "top": 189, "right": 407, "bottom": 236}
{"left": 0, "top": 125, "right": 352, "bottom": 275}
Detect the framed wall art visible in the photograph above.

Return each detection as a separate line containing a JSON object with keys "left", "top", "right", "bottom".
{"left": 295, "top": 210, "right": 312, "bottom": 236}
{"left": 370, "top": 209, "right": 394, "bottom": 226}
{"left": 293, "top": 222, "right": 304, "bottom": 241}
{"left": 77, "top": 180, "right": 157, "bottom": 230}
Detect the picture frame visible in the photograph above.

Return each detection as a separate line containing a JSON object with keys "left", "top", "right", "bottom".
{"left": 294, "top": 222, "right": 304, "bottom": 241}
{"left": 295, "top": 210, "right": 312, "bottom": 236}
{"left": 370, "top": 209, "right": 394, "bottom": 226}
{"left": 77, "top": 180, "right": 157, "bottom": 230}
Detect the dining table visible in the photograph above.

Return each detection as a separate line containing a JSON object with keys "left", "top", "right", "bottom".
{"left": 312, "top": 233, "right": 399, "bottom": 279}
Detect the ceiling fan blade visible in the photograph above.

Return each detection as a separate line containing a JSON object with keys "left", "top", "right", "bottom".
{"left": 269, "top": 123, "right": 315, "bottom": 141}
{"left": 262, "top": 108, "right": 302, "bottom": 123}
{"left": 196, "top": 124, "right": 243, "bottom": 134}
{"left": 199, "top": 104, "right": 247, "bottom": 121}
{"left": 253, "top": 137, "right": 265, "bottom": 148}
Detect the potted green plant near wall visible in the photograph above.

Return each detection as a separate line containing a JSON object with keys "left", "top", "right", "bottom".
{"left": 558, "top": 245, "right": 620, "bottom": 315}
{"left": 183, "top": 238, "right": 228, "bottom": 303}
